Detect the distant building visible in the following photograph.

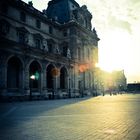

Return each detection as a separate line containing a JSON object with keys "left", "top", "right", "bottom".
{"left": 98, "top": 70, "right": 127, "bottom": 94}
{"left": 127, "top": 83, "right": 140, "bottom": 92}
{"left": 0, "top": 0, "right": 99, "bottom": 100}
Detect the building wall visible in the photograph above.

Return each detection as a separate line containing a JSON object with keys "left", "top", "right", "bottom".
{"left": 0, "top": 0, "right": 99, "bottom": 100}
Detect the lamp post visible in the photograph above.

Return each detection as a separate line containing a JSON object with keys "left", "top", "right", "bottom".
{"left": 67, "top": 48, "right": 71, "bottom": 98}
{"left": 68, "top": 58, "right": 71, "bottom": 98}
{"left": 30, "top": 74, "right": 35, "bottom": 100}
{"left": 29, "top": 71, "right": 39, "bottom": 100}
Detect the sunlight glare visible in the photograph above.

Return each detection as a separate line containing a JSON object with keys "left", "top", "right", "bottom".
{"left": 98, "top": 29, "right": 133, "bottom": 73}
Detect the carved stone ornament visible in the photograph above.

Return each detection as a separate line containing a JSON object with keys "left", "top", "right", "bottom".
{"left": 67, "top": 48, "right": 71, "bottom": 59}
{"left": 43, "top": 39, "right": 48, "bottom": 51}
{"left": 56, "top": 46, "right": 60, "bottom": 54}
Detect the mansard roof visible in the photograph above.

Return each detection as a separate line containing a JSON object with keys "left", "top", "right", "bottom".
{"left": 48, "top": 0, "right": 79, "bottom": 7}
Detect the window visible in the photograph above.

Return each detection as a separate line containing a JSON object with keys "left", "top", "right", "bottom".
{"left": 87, "top": 48, "right": 90, "bottom": 60}
{"left": 18, "top": 32, "right": 26, "bottom": 43}
{"left": 33, "top": 33, "right": 43, "bottom": 49}
{"left": 78, "top": 48, "right": 81, "bottom": 60}
{"left": 63, "top": 30, "right": 67, "bottom": 37}
{"left": 48, "top": 44, "right": 53, "bottom": 53}
{"left": 20, "top": 12, "right": 26, "bottom": 22}
{"left": 62, "top": 46, "right": 68, "bottom": 57}
{"left": 49, "top": 26, "right": 53, "bottom": 34}
{"left": 17, "top": 27, "right": 29, "bottom": 44}
{"left": 35, "top": 38, "right": 41, "bottom": 48}
{"left": 36, "top": 19, "right": 41, "bottom": 29}
{"left": 0, "top": 19, "right": 10, "bottom": 35}
{"left": 1, "top": 3, "right": 8, "bottom": 14}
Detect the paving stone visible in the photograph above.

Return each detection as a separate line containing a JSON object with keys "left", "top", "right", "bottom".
{"left": 0, "top": 94, "right": 140, "bottom": 140}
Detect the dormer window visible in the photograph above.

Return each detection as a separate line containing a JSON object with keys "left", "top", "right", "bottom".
{"left": 20, "top": 12, "right": 26, "bottom": 22}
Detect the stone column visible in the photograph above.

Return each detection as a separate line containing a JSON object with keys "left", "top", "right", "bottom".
{"left": 24, "top": 66, "right": 30, "bottom": 95}
{"left": 53, "top": 77, "right": 57, "bottom": 96}
{"left": 0, "top": 54, "right": 8, "bottom": 95}
{"left": 42, "top": 63, "right": 47, "bottom": 94}
{"left": 19, "top": 67, "right": 25, "bottom": 94}
{"left": 0, "top": 63, "right": 7, "bottom": 95}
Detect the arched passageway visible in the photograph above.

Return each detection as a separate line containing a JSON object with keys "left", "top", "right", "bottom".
{"left": 7, "top": 56, "right": 22, "bottom": 91}
{"left": 60, "top": 67, "right": 68, "bottom": 89}
{"left": 46, "top": 64, "right": 54, "bottom": 90}
{"left": 29, "top": 61, "right": 41, "bottom": 91}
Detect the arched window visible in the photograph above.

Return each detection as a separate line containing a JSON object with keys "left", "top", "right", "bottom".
{"left": 60, "top": 67, "right": 67, "bottom": 89}
{"left": 7, "top": 56, "right": 22, "bottom": 90}
{"left": 29, "top": 61, "right": 41, "bottom": 89}
{"left": 46, "top": 64, "right": 55, "bottom": 89}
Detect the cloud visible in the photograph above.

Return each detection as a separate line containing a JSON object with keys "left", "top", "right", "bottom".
{"left": 108, "top": 15, "right": 132, "bottom": 33}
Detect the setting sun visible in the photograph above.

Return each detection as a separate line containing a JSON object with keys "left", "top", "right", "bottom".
{"left": 98, "top": 29, "right": 133, "bottom": 73}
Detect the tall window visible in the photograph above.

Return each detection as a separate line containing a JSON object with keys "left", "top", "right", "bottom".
{"left": 0, "top": 19, "right": 10, "bottom": 35}
{"left": 36, "top": 19, "right": 41, "bottom": 29}
{"left": 20, "top": 12, "right": 26, "bottom": 22}
{"left": 35, "top": 38, "right": 41, "bottom": 48}
{"left": 19, "top": 32, "right": 26, "bottom": 43}
{"left": 62, "top": 46, "right": 68, "bottom": 57}
{"left": 48, "top": 44, "right": 53, "bottom": 53}
{"left": 49, "top": 26, "right": 53, "bottom": 34}
{"left": 87, "top": 48, "right": 90, "bottom": 60}
{"left": 33, "top": 33, "right": 43, "bottom": 49}
{"left": 17, "top": 27, "right": 29, "bottom": 44}
{"left": 78, "top": 48, "right": 81, "bottom": 60}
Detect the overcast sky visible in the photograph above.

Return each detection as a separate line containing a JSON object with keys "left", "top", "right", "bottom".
{"left": 22, "top": 0, "right": 140, "bottom": 83}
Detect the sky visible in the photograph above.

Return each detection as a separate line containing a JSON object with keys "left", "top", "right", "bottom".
{"left": 22, "top": 0, "right": 140, "bottom": 83}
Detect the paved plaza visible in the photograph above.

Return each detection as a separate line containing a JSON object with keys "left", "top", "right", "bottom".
{"left": 0, "top": 94, "right": 140, "bottom": 140}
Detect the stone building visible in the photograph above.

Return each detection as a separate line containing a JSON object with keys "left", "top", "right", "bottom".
{"left": 0, "top": 0, "right": 99, "bottom": 100}
{"left": 99, "top": 70, "right": 127, "bottom": 94}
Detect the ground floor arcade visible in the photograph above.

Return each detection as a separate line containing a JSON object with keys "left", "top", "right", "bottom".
{"left": 0, "top": 54, "right": 95, "bottom": 101}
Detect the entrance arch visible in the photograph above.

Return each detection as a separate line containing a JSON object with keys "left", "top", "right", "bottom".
{"left": 7, "top": 56, "right": 23, "bottom": 91}
{"left": 46, "top": 64, "right": 55, "bottom": 90}
{"left": 29, "top": 61, "right": 41, "bottom": 91}
{"left": 60, "top": 67, "right": 68, "bottom": 89}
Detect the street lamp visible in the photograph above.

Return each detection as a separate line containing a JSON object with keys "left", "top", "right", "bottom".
{"left": 30, "top": 74, "right": 35, "bottom": 100}
{"left": 29, "top": 71, "right": 39, "bottom": 100}
{"left": 68, "top": 59, "right": 71, "bottom": 98}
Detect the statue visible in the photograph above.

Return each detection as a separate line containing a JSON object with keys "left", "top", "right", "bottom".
{"left": 67, "top": 48, "right": 71, "bottom": 59}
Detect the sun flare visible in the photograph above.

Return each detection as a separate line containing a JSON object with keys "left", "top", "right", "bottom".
{"left": 98, "top": 29, "right": 133, "bottom": 73}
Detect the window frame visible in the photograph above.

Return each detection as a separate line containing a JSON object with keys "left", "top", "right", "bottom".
{"left": 20, "top": 11, "right": 26, "bottom": 22}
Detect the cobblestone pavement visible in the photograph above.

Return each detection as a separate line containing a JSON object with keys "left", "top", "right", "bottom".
{"left": 0, "top": 94, "right": 140, "bottom": 140}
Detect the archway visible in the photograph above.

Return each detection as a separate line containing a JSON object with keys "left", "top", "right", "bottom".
{"left": 29, "top": 61, "right": 41, "bottom": 91}
{"left": 7, "top": 56, "right": 22, "bottom": 91}
{"left": 46, "top": 64, "right": 54, "bottom": 90}
{"left": 60, "top": 67, "right": 68, "bottom": 89}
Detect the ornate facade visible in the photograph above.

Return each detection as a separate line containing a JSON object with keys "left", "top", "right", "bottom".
{"left": 0, "top": 0, "right": 99, "bottom": 100}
